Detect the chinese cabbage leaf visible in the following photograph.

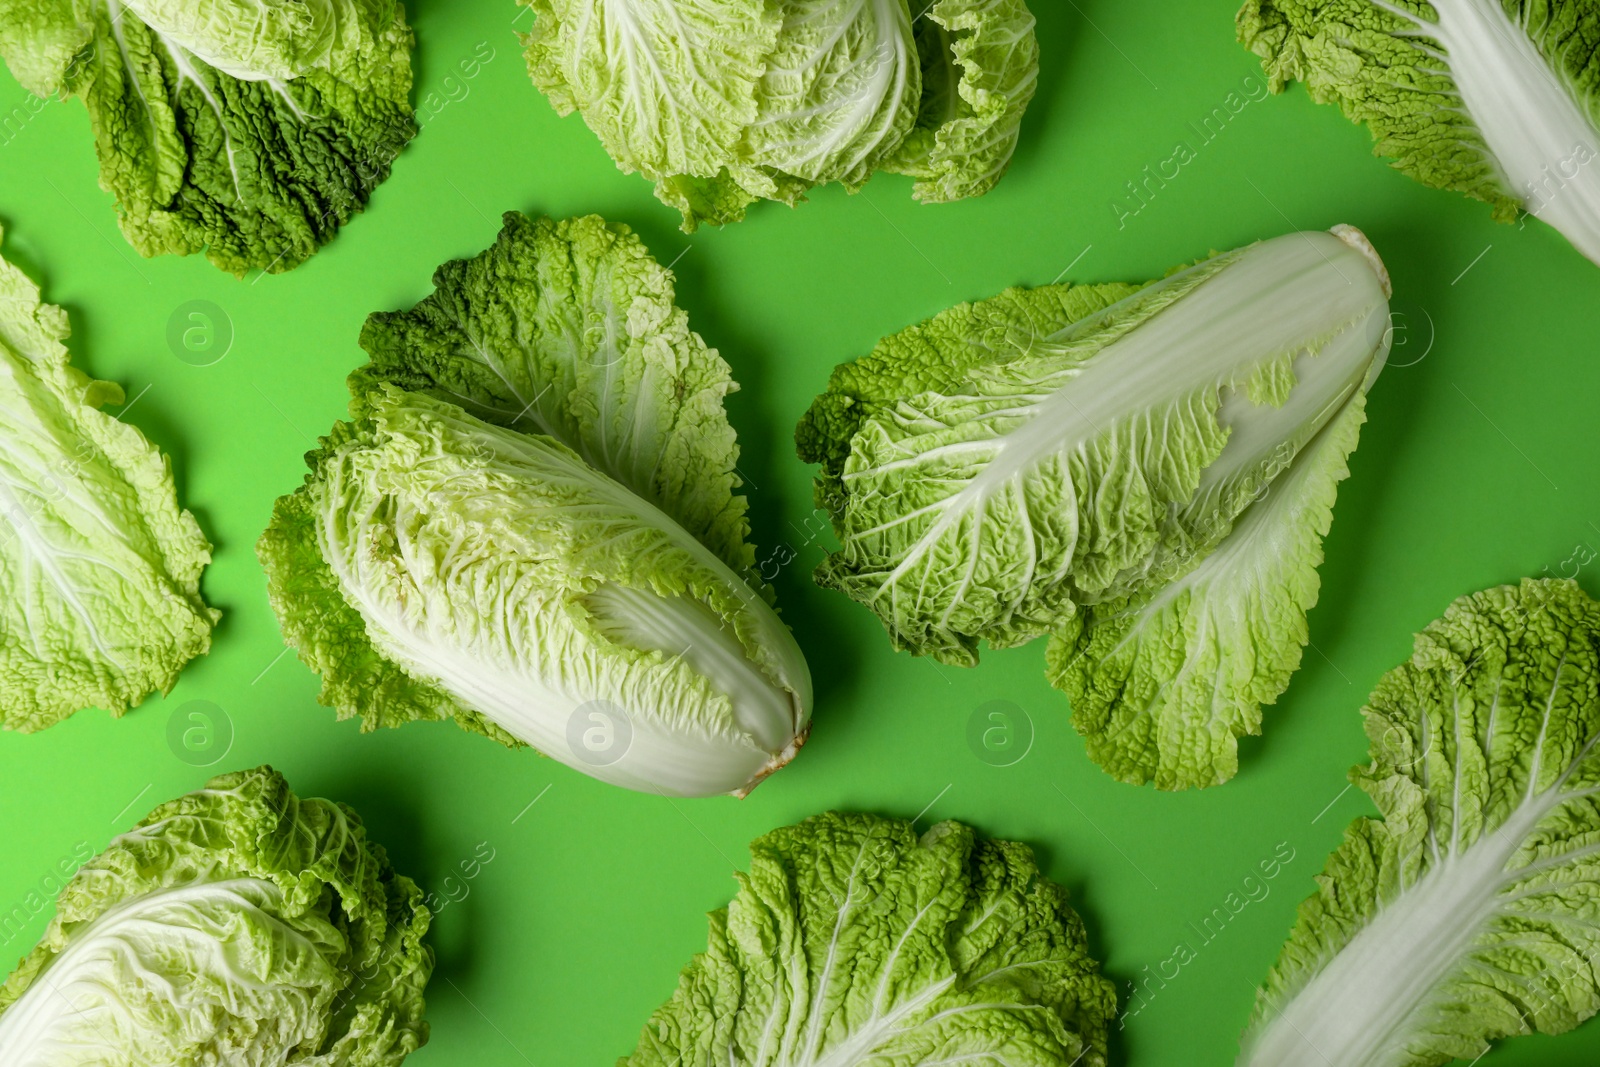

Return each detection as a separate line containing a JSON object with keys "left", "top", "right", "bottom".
{"left": 0, "top": 228, "right": 217, "bottom": 731}
{"left": 625, "top": 810, "right": 1116, "bottom": 1067}
{"left": 1242, "top": 579, "right": 1600, "bottom": 1066}
{"left": 0, "top": 0, "right": 417, "bottom": 275}
{"left": 0, "top": 765, "right": 432, "bottom": 1066}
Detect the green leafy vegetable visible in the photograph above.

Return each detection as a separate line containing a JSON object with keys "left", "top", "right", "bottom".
{"left": 0, "top": 228, "right": 217, "bottom": 731}
{"left": 259, "top": 213, "right": 812, "bottom": 797}
{"left": 1238, "top": 0, "right": 1600, "bottom": 266}
{"left": 349, "top": 210, "right": 755, "bottom": 574}
{"left": 0, "top": 0, "right": 417, "bottom": 275}
{"left": 0, "top": 765, "right": 432, "bottom": 1065}
{"left": 625, "top": 810, "right": 1116, "bottom": 1067}
{"left": 116, "top": 0, "right": 344, "bottom": 80}
{"left": 798, "top": 227, "right": 1391, "bottom": 789}
{"left": 1048, "top": 385, "right": 1367, "bottom": 790}
{"left": 520, "top": 0, "right": 1040, "bottom": 231}
{"left": 1242, "top": 578, "right": 1600, "bottom": 1066}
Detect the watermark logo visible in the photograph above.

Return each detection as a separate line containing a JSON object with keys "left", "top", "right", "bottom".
{"left": 421, "top": 841, "right": 497, "bottom": 917}
{"left": 966, "top": 699, "right": 1034, "bottom": 767}
{"left": 417, "top": 42, "right": 497, "bottom": 126}
{"left": 566, "top": 700, "right": 632, "bottom": 767}
{"left": 1120, "top": 840, "right": 1297, "bottom": 1026}
{"left": 166, "top": 300, "right": 233, "bottom": 367}
{"left": 1384, "top": 301, "right": 1436, "bottom": 369}
{"left": 166, "top": 699, "right": 233, "bottom": 767}
{"left": 1111, "top": 74, "right": 1270, "bottom": 230}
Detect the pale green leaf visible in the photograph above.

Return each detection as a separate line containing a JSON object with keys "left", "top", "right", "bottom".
{"left": 1243, "top": 579, "right": 1600, "bottom": 1067}
{"left": 625, "top": 811, "right": 1116, "bottom": 1067}
{"left": 0, "top": 230, "right": 217, "bottom": 731}
{"left": 0, "top": 766, "right": 432, "bottom": 1066}
{"left": 1049, "top": 390, "right": 1369, "bottom": 790}
{"left": 885, "top": 0, "right": 1041, "bottom": 202}
{"left": 352, "top": 212, "right": 757, "bottom": 577}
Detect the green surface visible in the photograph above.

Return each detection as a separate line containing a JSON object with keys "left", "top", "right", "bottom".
{"left": 1, "top": 1, "right": 1598, "bottom": 1065}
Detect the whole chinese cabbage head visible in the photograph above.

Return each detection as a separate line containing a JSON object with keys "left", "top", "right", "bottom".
{"left": 259, "top": 213, "right": 812, "bottom": 797}
{"left": 520, "top": 0, "right": 1041, "bottom": 230}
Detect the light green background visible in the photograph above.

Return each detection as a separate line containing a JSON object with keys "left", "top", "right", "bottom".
{"left": 3, "top": 1, "right": 1599, "bottom": 1064}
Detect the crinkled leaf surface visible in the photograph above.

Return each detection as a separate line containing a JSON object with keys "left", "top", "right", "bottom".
{"left": 263, "top": 387, "right": 811, "bottom": 797}
{"left": 0, "top": 229, "right": 217, "bottom": 731}
{"left": 1238, "top": 0, "right": 1600, "bottom": 264}
{"left": 798, "top": 230, "right": 1388, "bottom": 669}
{"left": 1242, "top": 579, "right": 1600, "bottom": 1066}
{"left": 117, "top": 0, "right": 341, "bottom": 80}
{"left": 624, "top": 811, "right": 1116, "bottom": 1067}
{"left": 884, "top": 0, "right": 1040, "bottom": 203}
{"left": 519, "top": 0, "right": 1039, "bottom": 229}
{"left": 0, "top": 765, "right": 432, "bottom": 1066}
{"left": 256, "top": 421, "right": 513, "bottom": 746}
{"left": 796, "top": 276, "right": 1142, "bottom": 520}
{"left": 352, "top": 212, "right": 757, "bottom": 576}
{"left": 743, "top": 0, "right": 920, "bottom": 183}
{"left": 0, "top": 0, "right": 416, "bottom": 275}
{"left": 521, "top": 0, "right": 779, "bottom": 207}
{"left": 1049, "top": 390, "right": 1368, "bottom": 790}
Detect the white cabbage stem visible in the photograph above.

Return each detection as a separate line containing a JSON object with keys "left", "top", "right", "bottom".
{"left": 1382, "top": 0, "right": 1600, "bottom": 264}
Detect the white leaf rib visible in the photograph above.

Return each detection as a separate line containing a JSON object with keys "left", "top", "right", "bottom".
{"left": 1243, "top": 656, "right": 1600, "bottom": 1066}
{"left": 1374, "top": 0, "right": 1600, "bottom": 265}
{"left": 840, "top": 232, "right": 1387, "bottom": 657}
{"left": 792, "top": 834, "right": 874, "bottom": 1066}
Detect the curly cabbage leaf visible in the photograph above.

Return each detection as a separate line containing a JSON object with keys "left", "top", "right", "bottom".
{"left": 0, "top": 0, "right": 417, "bottom": 275}
{"left": 260, "top": 214, "right": 812, "bottom": 797}
{"left": 256, "top": 417, "right": 505, "bottom": 746}
{"left": 520, "top": 0, "right": 1039, "bottom": 231}
{"left": 0, "top": 228, "right": 217, "bottom": 731}
{"left": 885, "top": 0, "right": 1042, "bottom": 202}
{"left": 1238, "top": 0, "right": 1600, "bottom": 266}
{"left": 625, "top": 811, "right": 1116, "bottom": 1067}
{"left": 1048, "top": 349, "right": 1372, "bottom": 790}
{"left": 350, "top": 212, "right": 755, "bottom": 575}
{"left": 798, "top": 228, "right": 1390, "bottom": 789}
{"left": 0, "top": 765, "right": 432, "bottom": 1066}
{"left": 1242, "top": 578, "right": 1600, "bottom": 1066}
{"left": 115, "top": 0, "right": 343, "bottom": 80}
